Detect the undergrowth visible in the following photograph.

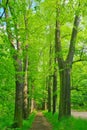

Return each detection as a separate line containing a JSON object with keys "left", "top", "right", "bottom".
{"left": 0, "top": 112, "right": 36, "bottom": 130}
{"left": 43, "top": 111, "right": 87, "bottom": 130}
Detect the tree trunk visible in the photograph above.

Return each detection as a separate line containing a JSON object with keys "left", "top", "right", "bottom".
{"left": 48, "top": 76, "right": 52, "bottom": 112}
{"left": 31, "top": 85, "right": 35, "bottom": 112}
{"left": 53, "top": 29, "right": 58, "bottom": 114}
{"left": 48, "top": 31, "right": 53, "bottom": 112}
{"left": 31, "top": 98, "right": 35, "bottom": 112}
{"left": 58, "top": 64, "right": 71, "bottom": 119}
{"left": 14, "top": 57, "right": 23, "bottom": 127}
{"left": 5, "top": 8, "right": 23, "bottom": 127}
{"left": 42, "top": 98, "right": 47, "bottom": 110}
{"left": 22, "top": 12, "right": 29, "bottom": 119}
{"left": 53, "top": 67, "right": 57, "bottom": 114}
{"left": 23, "top": 53, "right": 29, "bottom": 119}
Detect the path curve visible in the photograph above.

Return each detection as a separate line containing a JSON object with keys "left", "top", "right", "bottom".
{"left": 71, "top": 111, "right": 87, "bottom": 119}
{"left": 30, "top": 112, "right": 52, "bottom": 130}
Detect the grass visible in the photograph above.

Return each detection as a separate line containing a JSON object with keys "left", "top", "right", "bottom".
{"left": 43, "top": 111, "right": 87, "bottom": 130}
{"left": 72, "top": 105, "right": 87, "bottom": 111}
{"left": 0, "top": 114, "right": 13, "bottom": 130}
{"left": 0, "top": 112, "right": 36, "bottom": 130}
{"left": 22, "top": 112, "right": 36, "bottom": 130}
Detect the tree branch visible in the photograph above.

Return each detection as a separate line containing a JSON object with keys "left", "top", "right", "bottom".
{"left": 61, "top": 34, "right": 71, "bottom": 39}
{"left": 56, "top": 2, "right": 64, "bottom": 67}
{"left": 73, "top": 47, "right": 87, "bottom": 64}
{"left": 66, "top": 15, "right": 80, "bottom": 64}
{"left": 0, "top": 0, "right": 9, "bottom": 19}
{"left": 5, "top": 6, "right": 15, "bottom": 49}
{"left": 73, "top": 58, "right": 87, "bottom": 64}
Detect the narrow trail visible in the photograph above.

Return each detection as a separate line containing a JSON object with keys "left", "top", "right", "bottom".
{"left": 30, "top": 112, "right": 52, "bottom": 130}
{"left": 72, "top": 111, "right": 87, "bottom": 119}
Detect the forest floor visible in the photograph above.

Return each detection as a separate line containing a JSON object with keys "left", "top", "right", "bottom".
{"left": 29, "top": 111, "right": 87, "bottom": 130}
{"left": 72, "top": 111, "right": 87, "bottom": 119}
{"left": 30, "top": 112, "right": 52, "bottom": 130}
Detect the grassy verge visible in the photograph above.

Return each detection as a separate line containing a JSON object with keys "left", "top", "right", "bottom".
{"left": 22, "top": 112, "right": 36, "bottom": 130}
{"left": 0, "top": 112, "right": 36, "bottom": 130}
{"left": 43, "top": 111, "right": 87, "bottom": 130}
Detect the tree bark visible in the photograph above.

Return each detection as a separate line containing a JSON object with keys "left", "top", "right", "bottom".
{"left": 48, "top": 33, "right": 53, "bottom": 112}
{"left": 13, "top": 39, "right": 23, "bottom": 127}
{"left": 14, "top": 56, "right": 23, "bottom": 127}
{"left": 23, "top": 52, "right": 29, "bottom": 119}
{"left": 53, "top": 24, "right": 58, "bottom": 114}
{"left": 42, "top": 99, "right": 47, "bottom": 110}
{"left": 31, "top": 98, "right": 35, "bottom": 112}
{"left": 53, "top": 66, "right": 57, "bottom": 114}
{"left": 48, "top": 76, "right": 52, "bottom": 112}
{"left": 58, "top": 64, "right": 71, "bottom": 118}
{"left": 31, "top": 85, "right": 35, "bottom": 113}
{"left": 22, "top": 13, "right": 29, "bottom": 119}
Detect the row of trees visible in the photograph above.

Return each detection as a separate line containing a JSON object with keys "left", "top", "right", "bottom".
{"left": 0, "top": 0, "right": 87, "bottom": 128}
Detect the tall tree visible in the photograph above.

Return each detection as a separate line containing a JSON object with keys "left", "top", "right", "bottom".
{"left": 48, "top": 37, "right": 53, "bottom": 112}
{"left": 55, "top": 1, "right": 80, "bottom": 119}
{"left": 5, "top": 0, "right": 28, "bottom": 127}
{"left": 5, "top": 9, "right": 23, "bottom": 128}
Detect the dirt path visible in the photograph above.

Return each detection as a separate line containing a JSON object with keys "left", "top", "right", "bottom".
{"left": 71, "top": 111, "right": 87, "bottom": 119}
{"left": 30, "top": 112, "right": 52, "bottom": 130}
{"left": 30, "top": 111, "right": 87, "bottom": 130}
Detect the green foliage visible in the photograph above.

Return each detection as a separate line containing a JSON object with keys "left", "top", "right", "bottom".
{"left": 0, "top": 112, "right": 36, "bottom": 130}
{"left": 22, "top": 112, "right": 36, "bottom": 130}
{"left": 72, "top": 62, "right": 87, "bottom": 110}
{"left": 44, "top": 112, "right": 87, "bottom": 130}
{"left": 0, "top": 112, "right": 14, "bottom": 130}
{"left": 0, "top": 34, "right": 15, "bottom": 130}
{"left": 1, "top": 0, "right": 87, "bottom": 129}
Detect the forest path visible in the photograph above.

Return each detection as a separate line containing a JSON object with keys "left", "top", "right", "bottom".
{"left": 72, "top": 111, "right": 87, "bottom": 119}
{"left": 30, "top": 112, "right": 52, "bottom": 130}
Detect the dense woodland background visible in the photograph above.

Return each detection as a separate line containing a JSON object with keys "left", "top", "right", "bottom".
{"left": 0, "top": 0, "right": 87, "bottom": 129}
